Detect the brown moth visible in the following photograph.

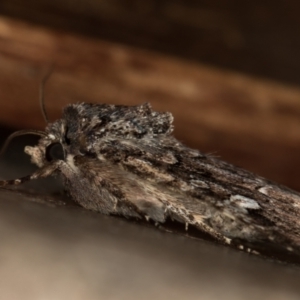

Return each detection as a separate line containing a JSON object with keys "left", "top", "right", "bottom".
{"left": 1, "top": 102, "right": 300, "bottom": 262}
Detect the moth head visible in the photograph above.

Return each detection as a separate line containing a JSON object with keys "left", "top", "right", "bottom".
{"left": 24, "top": 120, "right": 67, "bottom": 168}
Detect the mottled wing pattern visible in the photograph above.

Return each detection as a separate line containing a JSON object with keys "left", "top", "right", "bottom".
{"left": 1, "top": 102, "right": 299, "bottom": 260}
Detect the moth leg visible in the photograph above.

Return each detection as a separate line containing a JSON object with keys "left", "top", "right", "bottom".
{"left": 0, "top": 161, "right": 60, "bottom": 187}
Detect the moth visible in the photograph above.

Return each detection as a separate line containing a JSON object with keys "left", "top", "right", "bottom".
{"left": 1, "top": 101, "right": 300, "bottom": 261}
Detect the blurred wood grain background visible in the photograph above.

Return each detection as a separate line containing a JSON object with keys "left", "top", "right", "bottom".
{"left": 1, "top": 1, "right": 300, "bottom": 191}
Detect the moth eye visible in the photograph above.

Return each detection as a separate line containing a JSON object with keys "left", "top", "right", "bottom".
{"left": 45, "top": 143, "right": 65, "bottom": 162}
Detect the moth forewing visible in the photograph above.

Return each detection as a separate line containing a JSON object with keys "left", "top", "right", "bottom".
{"left": 0, "top": 102, "right": 300, "bottom": 262}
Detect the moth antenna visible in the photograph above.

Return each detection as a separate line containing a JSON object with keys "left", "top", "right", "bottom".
{"left": 40, "top": 65, "right": 54, "bottom": 124}
{"left": 0, "top": 173, "right": 37, "bottom": 187}
{"left": 0, "top": 162, "right": 59, "bottom": 187}
{"left": 0, "top": 130, "right": 47, "bottom": 159}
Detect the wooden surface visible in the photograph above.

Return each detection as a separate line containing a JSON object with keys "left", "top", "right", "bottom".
{"left": 1, "top": 1, "right": 300, "bottom": 85}
{"left": 1, "top": 16, "right": 300, "bottom": 192}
